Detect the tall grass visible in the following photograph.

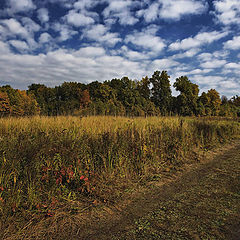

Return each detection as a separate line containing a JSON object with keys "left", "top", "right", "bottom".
{"left": 0, "top": 116, "right": 239, "bottom": 238}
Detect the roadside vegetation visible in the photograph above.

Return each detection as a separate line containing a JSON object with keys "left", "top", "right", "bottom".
{"left": 0, "top": 116, "right": 240, "bottom": 239}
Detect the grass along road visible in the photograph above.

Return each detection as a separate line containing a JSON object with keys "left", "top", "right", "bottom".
{"left": 81, "top": 141, "right": 240, "bottom": 240}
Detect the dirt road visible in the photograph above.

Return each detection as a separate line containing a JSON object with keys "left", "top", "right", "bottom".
{"left": 80, "top": 141, "right": 240, "bottom": 240}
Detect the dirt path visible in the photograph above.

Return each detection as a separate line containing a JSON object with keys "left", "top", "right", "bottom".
{"left": 78, "top": 141, "right": 240, "bottom": 240}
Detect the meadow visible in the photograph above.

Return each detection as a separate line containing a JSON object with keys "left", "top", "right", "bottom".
{"left": 0, "top": 116, "right": 240, "bottom": 239}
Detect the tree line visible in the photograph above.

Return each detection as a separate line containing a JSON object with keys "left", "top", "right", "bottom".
{"left": 0, "top": 70, "right": 240, "bottom": 117}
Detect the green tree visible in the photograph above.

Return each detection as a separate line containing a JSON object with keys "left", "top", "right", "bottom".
{"left": 206, "top": 89, "right": 221, "bottom": 116}
{"left": 173, "top": 76, "right": 199, "bottom": 116}
{"left": 137, "top": 76, "right": 150, "bottom": 100}
{"left": 150, "top": 70, "right": 172, "bottom": 115}
{"left": 198, "top": 92, "right": 211, "bottom": 116}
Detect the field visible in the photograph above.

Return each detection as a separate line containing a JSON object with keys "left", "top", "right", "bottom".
{"left": 0, "top": 116, "right": 240, "bottom": 239}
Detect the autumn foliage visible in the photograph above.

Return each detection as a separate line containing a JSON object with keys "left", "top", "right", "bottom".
{"left": 1, "top": 70, "right": 240, "bottom": 117}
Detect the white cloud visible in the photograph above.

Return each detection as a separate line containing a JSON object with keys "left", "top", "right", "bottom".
{"left": 0, "top": 18, "right": 29, "bottom": 39}
{"left": 197, "top": 52, "right": 212, "bottom": 61}
{"left": 21, "top": 17, "right": 41, "bottom": 33}
{"left": 66, "top": 10, "right": 95, "bottom": 27}
{"left": 53, "top": 23, "right": 78, "bottom": 42}
{"left": 188, "top": 68, "right": 213, "bottom": 74}
{"left": 191, "top": 75, "right": 224, "bottom": 85}
{"left": 223, "top": 36, "right": 240, "bottom": 50}
{"left": 8, "top": 0, "right": 36, "bottom": 13}
{"left": 172, "top": 48, "right": 201, "bottom": 59}
{"left": 39, "top": 33, "right": 52, "bottom": 44}
{"left": 125, "top": 27, "right": 166, "bottom": 54}
{"left": 137, "top": 0, "right": 208, "bottom": 22}
{"left": 103, "top": 1, "right": 132, "bottom": 17}
{"left": 103, "top": 0, "right": 139, "bottom": 25}
{"left": 200, "top": 59, "right": 226, "bottom": 68}
{"left": 0, "top": 18, "right": 39, "bottom": 49}
{"left": 0, "top": 41, "right": 10, "bottom": 54}
{"left": 138, "top": 2, "right": 160, "bottom": 22}
{"left": 158, "top": 0, "right": 208, "bottom": 20}
{"left": 213, "top": 0, "right": 240, "bottom": 25}
{"left": 0, "top": 48, "right": 148, "bottom": 88}
{"left": 117, "top": 46, "right": 149, "bottom": 61}
{"left": 73, "top": 0, "right": 98, "bottom": 10}
{"left": 74, "top": 46, "right": 106, "bottom": 58}
{"left": 9, "top": 40, "right": 29, "bottom": 51}
{"left": 219, "top": 80, "right": 239, "bottom": 89}
{"left": 38, "top": 8, "right": 49, "bottom": 23}
{"left": 152, "top": 58, "right": 179, "bottom": 70}
{"left": 197, "top": 50, "right": 230, "bottom": 70}
{"left": 82, "top": 24, "right": 121, "bottom": 47}
{"left": 225, "top": 62, "right": 240, "bottom": 68}
{"left": 169, "top": 30, "right": 229, "bottom": 51}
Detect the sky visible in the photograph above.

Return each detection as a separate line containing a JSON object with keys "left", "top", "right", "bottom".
{"left": 0, "top": 0, "right": 239, "bottom": 98}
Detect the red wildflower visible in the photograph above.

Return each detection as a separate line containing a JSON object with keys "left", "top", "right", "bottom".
{"left": 84, "top": 177, "right": 89, "bottom": 181}
{"left": 36, "top": 203, "right": 41, "bottom": 210}
{"left": 56, "top": 176, "right": 62, "bottom": 185}
{"left": 80, "top": 176, "right": 85, "bottom": 180}
{"left": 60, "top": 168, "right": 66, "bottom": 176}
{"left": 0, "top": 187, "right": 3, "bottom": 191}
{"left": 46, "top": 212, "right": 54, "bottom": 217}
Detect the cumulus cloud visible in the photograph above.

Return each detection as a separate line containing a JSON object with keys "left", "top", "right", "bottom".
{"left": 159, "top": 0, "right": 208, "bottom": 20}
{"left": 200, "top": 59, "right": 226, "bottom": 68}
{"left": 223, "top": 36, "right": 240, "bottom": 50}
{"left": 152, "top": 58, "right": 179, "bottom": 70}
{"left": 172, "top": 48, "right": 201, "bottom": 59}
{"left": 74, "top": 46, "right": 106, "bottom": 58}
{"left": 21, "top": 17, "right": 41, "bottom": 33}
{"left": 103, "top": 0, "right": 139, "bottom": 25}
{"left": 225, "top": 62, "right": 240, "bottom": 68}
{"left": 125, "top": 26, "right": 166, "bottom": 54}
{"left": 9, "top": 40, "right": 29, "bottom": 51}
{"left": 73, "top": 0, "right": 98, "bottom": 10}
{"left": 0, "top": 18, "right": 40, "bottom": 49}
{"left": 213, "top": 0, "right": 240, "bottom": 25}
{"left": 66, "top": 10, "right": 95, "bottom": 27}
{"left": 82, "top": 24, "right": 121, "bottom": 47}
{"left": 53, "top": 23, "right": 78, "bottom": 42}
{"left": 169, "top": 30, "right": 229, "bottom": 51}
{"left": 39, "top": 33, "right": 52, "bottom": 44}
{"left": 38, "top": 8, "right": 49, "bottom": 23}
{"left": 137, "top": 2, "right": 159, "bottom": 22}
{"left": 137, "top": 0, "right": 208, "bottom": 22}
{"left": 0, "top": 41, "right": 10, "bottom": 54}
{"left": 191, "top": 75, "right": 224, "bottom": 87}
{"left": 7, "top": 0, "right": 36, "bottom": 13}
{"left": 116, "top": 46, "right": 150, "bottom": 61}
{"left": 197, "top": 50, "right": 228, "bottom": 69}
{"left": 0, "top": 47, "right": 148, "bottom": 89}
{"left": 188, "top": 68, "right": 213, "bottom": 75}
{"left": 0, "top": 18, "right": 29, "bottom": 39}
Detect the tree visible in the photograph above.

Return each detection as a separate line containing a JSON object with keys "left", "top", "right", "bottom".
{"left": 206, "top": 89, "right": 221, "bottom": 116}
{"left": 150, "top": 70, "right": 172, "bottom": 115}
{"left": 173, "top": 76, "right": 199, "bottom": 116}
{"left": 18, "top": 90, "right": 40, "bottom": 115}
{"left": 198, "top": 92, "right": 211, "bottom": 116}
{"left": 137, "top": 76, "right": 150, "bottom": 100}
{"left": 0, "top": 91, "right": 11, "bottom": 115}
{"left": 80, "top": 89, "right": 91, "bottom": 108}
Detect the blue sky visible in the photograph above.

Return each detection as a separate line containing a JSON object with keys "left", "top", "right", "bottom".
{"left": 0, "top": 0, "right": 239, "bottom": 97}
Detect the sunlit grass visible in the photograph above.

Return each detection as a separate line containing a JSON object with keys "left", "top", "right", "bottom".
{"left": 0, "top": 116, "right": 239, "bottom": 239}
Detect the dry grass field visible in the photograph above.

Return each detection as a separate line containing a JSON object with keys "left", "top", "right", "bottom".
{"left": 0, "top": 116, "right": 239, "bottom": 239}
